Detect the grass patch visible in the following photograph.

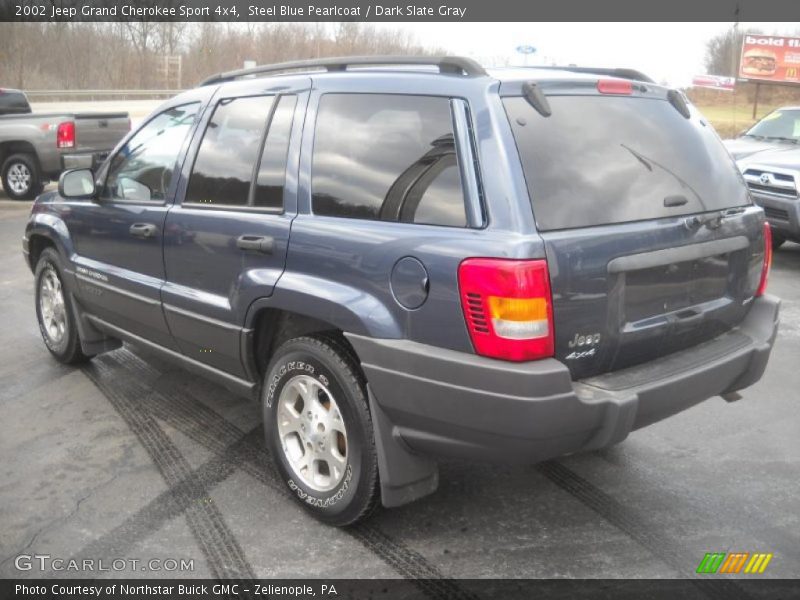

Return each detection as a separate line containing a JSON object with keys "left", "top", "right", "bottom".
{"left": 693, "top": 101, "right": 780, "bottom": 139}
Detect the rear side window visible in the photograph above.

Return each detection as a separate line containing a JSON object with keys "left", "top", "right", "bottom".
{"left": 185, "top": 95, "right": 273, "bottom": 207}
{"left": 312, "top": 94, "right": 467, "bottom": 227}
{"left": 504, "top": 95, "right": 750, "bottom": 231}
{"left": 0, "top": 91, "right": 31, "bottom": 115}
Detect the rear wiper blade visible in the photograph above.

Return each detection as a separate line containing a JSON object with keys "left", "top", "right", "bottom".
{"left": 764, "top": 136, "right": 799, "bottom": 144}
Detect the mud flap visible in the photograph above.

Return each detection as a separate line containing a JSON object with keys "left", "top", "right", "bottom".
{"left": 368, "top": 385, "right": 439, "bottom": 508}
{"left": 69, "top": 295, "right": 122, "bottom": 356}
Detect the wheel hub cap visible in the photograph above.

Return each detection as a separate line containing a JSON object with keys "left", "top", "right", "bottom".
{"left": 277, "top": 374, "right": 348, "bottom": 493}
{"left": 7, "top": 163, "right": 31, "bottom": 195}
{"left": 39, "top": 268, "right": 66, "bottom": 344}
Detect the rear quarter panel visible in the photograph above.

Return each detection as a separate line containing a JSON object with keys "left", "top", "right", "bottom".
{"left": 0, "top": 115, "right": 59, "bottom": 172}
{"left": 270, "top": 73, "right": 546, "bottom": 351}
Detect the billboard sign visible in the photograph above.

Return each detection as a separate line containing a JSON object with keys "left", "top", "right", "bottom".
{"left": 739, "top": 34, "right": 800, "bottom": 84}
{"left": 692, "top": 74, "right": 735, "bottom": 91}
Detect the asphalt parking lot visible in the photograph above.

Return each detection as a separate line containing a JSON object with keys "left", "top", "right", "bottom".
{"left": 0, "top": 190, "right": 798, "bottom": 591}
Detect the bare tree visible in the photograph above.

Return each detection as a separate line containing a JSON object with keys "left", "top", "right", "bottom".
{"left": 704, "top": 27, "right": 762, "bottom": 77}
{"left": 1, "top": 22, "right": 447, "bottom": 90}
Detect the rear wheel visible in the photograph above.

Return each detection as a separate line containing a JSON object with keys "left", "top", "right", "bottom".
{"left": 772, "top": 232, "right": 786, "bottom": 250}
{"left": 2, "top": 153, "right": 43, "bottom": 200}
{"left": 263, "top": 335, "right": 379, "bottom": 526}
{"left": 34, "top": 248, "right": 91, "bottom": 364}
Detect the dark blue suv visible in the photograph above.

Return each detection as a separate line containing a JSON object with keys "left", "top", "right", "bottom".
{"left": 23, "top": 57, "right": 779, "bottom": 525}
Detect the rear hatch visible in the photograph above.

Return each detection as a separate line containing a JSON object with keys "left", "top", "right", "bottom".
{"left": 502, "top": 79, "right": 767, "bottom": 379}
{"left": 74, "top": 112, "right": 130, "bottom": 154}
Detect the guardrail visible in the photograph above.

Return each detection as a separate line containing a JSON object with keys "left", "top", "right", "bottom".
{"left": 25, "top": 89, "right": 185, "bottom": 101}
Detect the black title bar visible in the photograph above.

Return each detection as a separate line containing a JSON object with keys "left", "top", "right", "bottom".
{"left": 4, "top": 579, "right": 800, "bottom": 600}
{"left": 1, "top": 0, "right": 800, "bottom": 22}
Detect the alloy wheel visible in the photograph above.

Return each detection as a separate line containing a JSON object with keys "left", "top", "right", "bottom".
{"left": 7, "top": 163, "right": 31, "bottom": 195}
{"left": 277, "top": 374, "right": 348, "bottom": 492}
{"left": 39, "top": 267, "right": 67, "bottom": 344}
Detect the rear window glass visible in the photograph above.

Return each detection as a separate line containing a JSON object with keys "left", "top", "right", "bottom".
{"left": 504, "top": 95, "right": 750, "bottom": 231}
{"left": 0, "top": 91, "right": 30, "bottom": 114}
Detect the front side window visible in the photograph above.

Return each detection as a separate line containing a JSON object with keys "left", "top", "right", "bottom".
{"left": 102, "top": 103, "right": 199, "bottom": 203}
{"left": 185, "top": 95, "right": 274, "bottom": 207}
{"left": 312, "top": 94, "right": 468, "bottom": 227}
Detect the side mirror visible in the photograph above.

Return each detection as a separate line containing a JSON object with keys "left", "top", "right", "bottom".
{"left": 59, "top": 168, "right": 96, "bottom": 199}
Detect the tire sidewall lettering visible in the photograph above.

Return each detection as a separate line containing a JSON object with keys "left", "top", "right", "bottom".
{"left": 287, "top": 464, "right": 353, "bottom": 508}
{"left": 266, "top": 360, "right": 317, "bottom": 407}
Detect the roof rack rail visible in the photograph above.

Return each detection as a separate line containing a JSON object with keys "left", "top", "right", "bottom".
{"left": 199, "top": 55, "right": 487, "bottom": 87}
{"left": 530, "top": 66, "right": 655, "bottom": 83}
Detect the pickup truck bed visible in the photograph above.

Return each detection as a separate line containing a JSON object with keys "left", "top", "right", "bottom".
{"left": 0, "top": 88, "right": 129, "bottom": 199}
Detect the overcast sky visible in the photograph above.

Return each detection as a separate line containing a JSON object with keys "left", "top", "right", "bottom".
{"left": 375, "top": 22, "right": 798, "bottom": 87}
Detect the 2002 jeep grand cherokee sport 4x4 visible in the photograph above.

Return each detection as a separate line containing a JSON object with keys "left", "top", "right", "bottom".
{"left": 23, "top": 56, "right": 779, "bottom": 526}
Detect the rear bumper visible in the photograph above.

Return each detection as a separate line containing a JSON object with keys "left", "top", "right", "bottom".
{"left": 347, "top": 294, "right": 779, "bottom": 466}
{"left": 750, "top": 192, "right": 800, "bottom": 240}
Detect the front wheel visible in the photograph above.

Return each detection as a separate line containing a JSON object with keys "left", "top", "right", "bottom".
{"left": 34, "top": 248, "right": 91, "bottom": 364}
{"left": 263, "top": 335, "right": 379, "bottom": 526}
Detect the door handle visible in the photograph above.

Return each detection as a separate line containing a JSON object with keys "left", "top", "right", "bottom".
{"left": 129, "top": 223, "right": 157, "bottom": 239}
{"left": 236, "top": 234, "right": 274, "bottom": 254}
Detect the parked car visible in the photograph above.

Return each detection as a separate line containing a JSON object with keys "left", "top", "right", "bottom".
{"left": 723, "top": 107, "right": 800, "bottom": 249}
{"left": 0, "top": 88, "right": 129, "bottom": 199}
{"left": 23, "top": 57, "right": 779, "bottom": 526}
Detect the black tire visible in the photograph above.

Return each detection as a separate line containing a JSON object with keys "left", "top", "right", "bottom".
{"left": 772, "top": 232, "right": 786, "bottom": 251}
{"left": 263, "top": 334, "right": 379, "bottom": 526}
{"left": 34, "top": 248, "right": 91, "bottom": 365}
{"left": 1, "top": 153, "right": 43, "bottom": 200}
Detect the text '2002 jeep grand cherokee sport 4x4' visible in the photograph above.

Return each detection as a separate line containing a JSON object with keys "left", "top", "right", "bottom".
{"left": 23, "top": 57, "right": 779, "bottom": 526}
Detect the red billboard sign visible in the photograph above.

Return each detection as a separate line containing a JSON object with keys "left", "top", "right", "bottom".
{"left": 739, "top": 34, "right": 800, "bottom": 84}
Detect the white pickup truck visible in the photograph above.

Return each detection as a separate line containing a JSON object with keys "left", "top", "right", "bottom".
{"left": 0, "top": 88, "right": 130, "bottom": 199}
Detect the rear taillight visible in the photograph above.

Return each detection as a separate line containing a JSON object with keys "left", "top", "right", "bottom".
{"left": 56, "top": 121, "right": 75, "bottom": 149}
{"left": 597, "top": 79, "right": 633, "bottom": 95}
{"left": 458, "top": 258, "right": 555, "bottom": 361}
{"left": 756, "top": 222, "right": 772, "bottom": 297}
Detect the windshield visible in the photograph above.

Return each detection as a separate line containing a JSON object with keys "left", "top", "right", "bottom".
{"left": 504, "top": 95, "right": 750, "bottom": 231}
{"left": 745, "top": 109, "right": 800, "bottom": 142}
